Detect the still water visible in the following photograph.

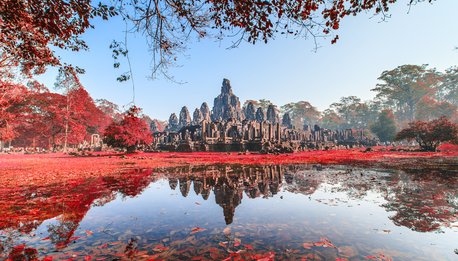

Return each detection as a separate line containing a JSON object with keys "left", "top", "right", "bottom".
{"left": 1, "top": 164, "right": 457, "bottom": 260}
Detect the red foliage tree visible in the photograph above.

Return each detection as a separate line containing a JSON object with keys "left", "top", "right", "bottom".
{"left": 395, "top": 117, "right": 458, "bottom": 151}
{"left": 104, "top": 106, "right": 152, "bottom": 152}
{"left": 10, "top": 80, "right": 108, "bottom": 150}
{"left": 0, "top": 81, "right": 28, "bottom": 147}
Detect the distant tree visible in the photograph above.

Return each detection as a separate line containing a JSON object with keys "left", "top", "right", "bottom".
{"left": 281, "top": 101, "right": 320, "bottom": 129}
{"left": 370, "top": 110, "right": 397, "bottom": 143}
{"left": 437, "top": 66, "right": 458, "bottom": 106}
{"left": 330, "top": 96, "right": 372, "bottom": 129}
{"left": 395, "top": 117, "right": 458, "bottom": 151}
{"left": 54, "top": 68, "right": 83, "bottom": 151}
{"left": 104, "top": 106, "right": 152, "bottom": 152}
{"left": 319, "top": 109, "right": 344, "bottom": 130}
{"left": 244, "top": 99, "right": 273, "bottom": 113}
{"left": 372, "top": 64, "right": 441, "bottom": 123}
{"left": 415, "top": 96, "right": 457, "bottom": 122}
{"left": 95, "top": 99, "right": 122, "bottom": 123}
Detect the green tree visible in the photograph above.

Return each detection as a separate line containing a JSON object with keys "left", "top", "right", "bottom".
{"left": 415, "top": 96, "right": 457, "bottom": 122}
{"left": 330, "top": 96, "right": 372, "bottom": 129}
{"left": 319, "top": 109, "right": 344, "bottom": 130}
{"left": 281, "top": 101, "right": 320, "bottom": 129}
{"left": 372, "top": 64, "right": 441, "bottom": 123}
{"left": 437, "top": 66, "right": 458, "bottom": 106}
{"left": 370, "top": 110, "right": 397, "bottom": 142}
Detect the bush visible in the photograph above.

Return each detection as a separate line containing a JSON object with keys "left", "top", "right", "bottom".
{"left": 104, "top": 106, "right": 152, "bottom": 152}
{"left": 395, "top": 117, "right": 458, "bottom": 151}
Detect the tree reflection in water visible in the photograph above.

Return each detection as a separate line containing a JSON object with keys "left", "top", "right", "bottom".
{"left": 0, "top": 164, "right": 457, "bottom": 259}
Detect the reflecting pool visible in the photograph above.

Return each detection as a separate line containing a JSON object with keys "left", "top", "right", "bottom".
{"left": 1, "top": 164, "right": 457, "bottom": 260}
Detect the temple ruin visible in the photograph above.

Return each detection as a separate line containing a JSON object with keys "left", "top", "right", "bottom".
{"left": 153, "top": 79, "right": 376, "bottom": 152}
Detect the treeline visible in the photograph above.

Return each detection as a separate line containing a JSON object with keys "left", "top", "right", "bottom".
{"left": 1, "top": 64, "right": 457, "bottom": 151}
{"left": 0, "top": 68, "right": 151, "bottom": 151}
{"left": 247, "top": 64, "right": 457, "bottom": 142}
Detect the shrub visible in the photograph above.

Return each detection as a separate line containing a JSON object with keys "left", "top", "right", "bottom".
{"left": 395, "top": 117, "right": 458, "bottom": 151}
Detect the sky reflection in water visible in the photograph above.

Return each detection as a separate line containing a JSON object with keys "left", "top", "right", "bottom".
{"left": 1, "top": 164, "right": 457, "bottom": 260}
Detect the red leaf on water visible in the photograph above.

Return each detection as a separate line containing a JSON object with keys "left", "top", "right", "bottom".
{"left": 152, "top": 244, "right": 169, "bottom": 252}
{"left": 234, "top": 238, "right": 241, "bottom": 247}
{"left": 223, "top": 227, "right": 231, "bottom": 236}
{"left": 190, "top": 227, "right": 206, "bottom": 234}
{"left": 85, "top": 230, "right": 93, "bottom": 236}
{"left": 244, "top": 244, "right": 254, "bottom": 250}
{"left": 303, "top": 242, "right": 313, "bottom": 249}
{"left": 252, "top": 252, "right": 275, "bottom": 261}
{"left": 97, "top": 243, "right": 108, "bottom": 249}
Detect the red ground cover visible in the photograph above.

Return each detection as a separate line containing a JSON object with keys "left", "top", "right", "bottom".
{"left": 0, "top": 148, "right": 456, "bottom": 260}
{"left": 1, "top": 147, "right": 457, "bottom": 188}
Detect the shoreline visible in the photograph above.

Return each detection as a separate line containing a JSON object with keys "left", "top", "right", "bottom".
{"left": 1, "top": 148, "right": 457, "bottom": 188}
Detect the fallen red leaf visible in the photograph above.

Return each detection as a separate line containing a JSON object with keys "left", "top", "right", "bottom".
{"left": 244, "top": 244, "right": 254, "bottom": 250}
{"left": 190, "top": 227, "right": 206, "bottom": 234}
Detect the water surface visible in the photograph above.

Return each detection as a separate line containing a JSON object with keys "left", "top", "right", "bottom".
{"left": 1, "top": 164, "right": 457, "bottom": 260}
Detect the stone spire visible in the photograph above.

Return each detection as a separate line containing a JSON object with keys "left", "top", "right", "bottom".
{"left": 150, "top": 120, "right": 159, "bottom": 133}
{"left": 179, "top": 106, "right": 191, "bottom": 127}
{"left": 193, "top": 108, "right": 203, "bottom": 125}
{"left": 221, "top": 78, "right": 233, "bottom": 95}
{"left": 200, "top": 102, "right": 211, "bottom": 122}
{"left": 212, "top": 79, "right": 243, "bottom": 121}
{"left": 168, "top": 113, "right": 179, "bottom": 131}
{"left": 266, "top": 105, "right": 277, "bottom": 124}
{"left": 245, "top": 102, "right": 256, "bottom": 121}
{"left": 282, "top": 113, "right": 292, "bottom": 129}
{"left": 255, "top": 107, "right": 265, "bottom": 122}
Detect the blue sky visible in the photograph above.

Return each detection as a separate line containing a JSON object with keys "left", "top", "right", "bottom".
{"left": 37, "top": 1, "right": 458, "bottom": 120}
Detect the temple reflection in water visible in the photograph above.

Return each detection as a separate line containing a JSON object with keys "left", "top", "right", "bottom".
{"left": 161, "top": 165, "right": 284, "bottom": 224}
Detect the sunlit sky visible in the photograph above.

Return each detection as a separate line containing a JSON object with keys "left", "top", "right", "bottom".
{"left": 36, "top": 1, "right": 458, "bottom": 120}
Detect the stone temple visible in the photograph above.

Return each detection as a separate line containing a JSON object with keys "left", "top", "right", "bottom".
{"left": 153, "top": 79, "right": 375, "bottom": 152}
